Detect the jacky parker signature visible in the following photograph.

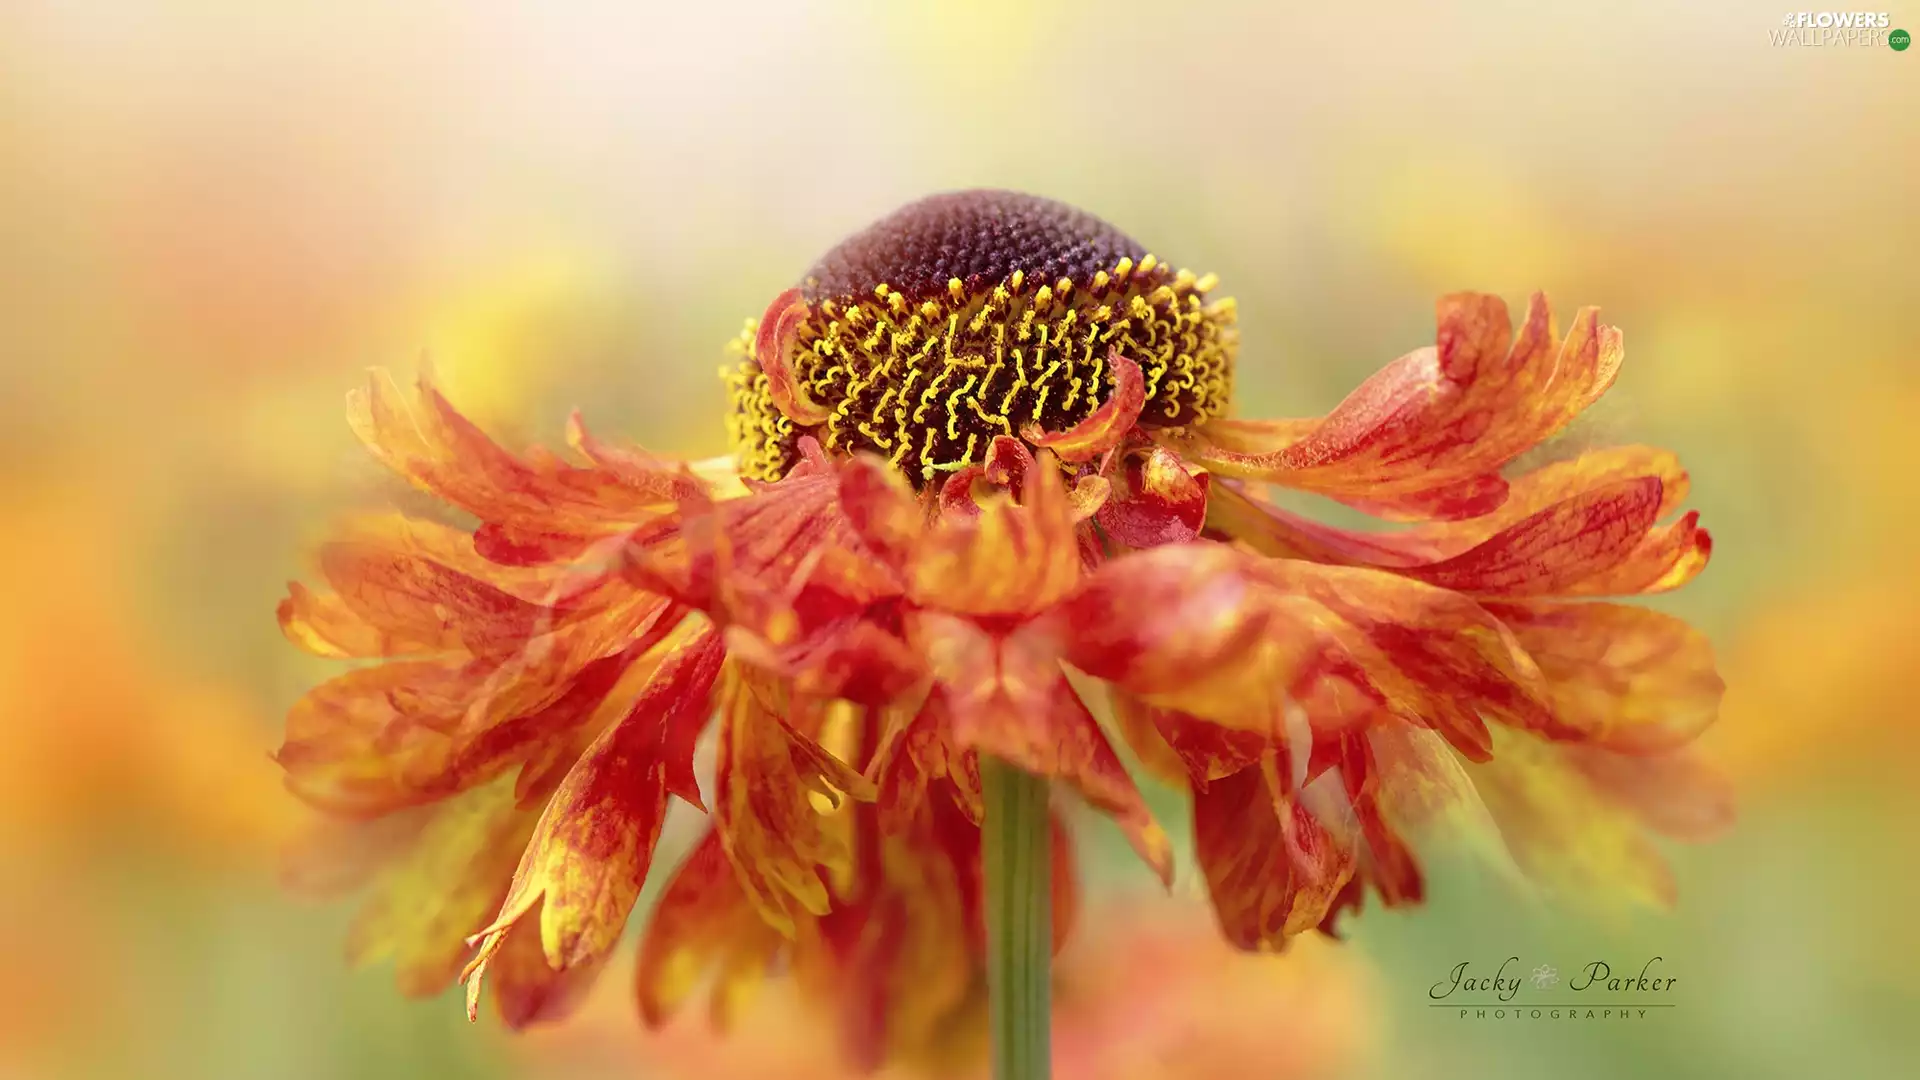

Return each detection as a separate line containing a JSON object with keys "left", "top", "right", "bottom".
{"left": 1430, "top": 957, "right": 1677, "bottom": 1003}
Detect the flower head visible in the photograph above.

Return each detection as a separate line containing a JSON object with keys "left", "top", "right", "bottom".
{"left": 276, "top": 188, "right": 1726, "bottom": 1067}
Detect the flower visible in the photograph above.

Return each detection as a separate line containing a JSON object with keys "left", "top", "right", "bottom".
{"left": 522, "top": 898, "right": 1376, "bottom": 1080}
{"left": 276, "top": 188, "right": 1726, "bottom": 1065}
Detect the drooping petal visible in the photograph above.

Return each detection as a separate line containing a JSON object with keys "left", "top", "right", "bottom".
{"left": 797, "top": 798, "right": 982, "bottom": 1072}
{"left": 1194, "top": 757, "right": 1359, "bottom": 950}
{"left": 869, "top": 695, "right": 982, "bottom": 830}
{"left": 1209, "top": 446, "right": 1713, "bottom": 598}
{"left": 348, "top": 370, "right": 698, "bottom": 540}
{"left": 912, "top": 611, "right": 1172, "bottom": 881}
{"left": 714, "top": 664, "right": 876, "bottom": 936}
{"left": 908, "top": 453, "right": 1083, "bottom": 618}
{"left": 1170, "top": 293, "right": 1621, "bottom": 520}
{"left": 483, "top": 899, "right": 611, "bottom": 1029}
{"left": 1056, "top": 545, "right": 1555, "bottom": 759}
{"left": 1021, "top": 351, "right": 1146, "bottom": 462}
{"left": 278, "top": 510, "right": 628, "bottom": 659}
{"left": 463, "top": 628, "right": 725, "bottom": 1012}
{"left": 344, "top": 778, "right": 535, "bottom": 996}
{"left": 1396, "top": 478, "right": 1665, "bottom": 596}
{"left": 276, "top": 602, "right": 682, "bottom": 817}
{"left": 635, "top": 830, "right": 784, "bottom": 1029}
{"left": 1104, "top": 690, "right": 1192, "bottom": 789}
{"left": 1466, "top": 728, "right": 1679, "bottom": 908}
{"left": 754, "top": 288, "right": 833, "bottom": 425}
{"left": 1563, "top": 745, "right": 1735, "bottom": 843}
{"left": 1093, "top": 446, "right": 1211, "bottom": 549}
{"left": 633, "top": 451, "right": 900, "bottom": 628}
{"left": 1489, "top": 601, "right": 1725, "bottom": 753}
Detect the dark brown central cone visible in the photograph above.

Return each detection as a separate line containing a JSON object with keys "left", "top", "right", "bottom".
{"left": 801, "top": 190, "right": 1149, "bottom": 303}
{"left": 726, "top": 190, "right": 1238, "bottom": 484}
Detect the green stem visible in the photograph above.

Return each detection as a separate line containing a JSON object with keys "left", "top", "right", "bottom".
{"left": 982, "top": 757, "right": 1051, "bottom": 1080}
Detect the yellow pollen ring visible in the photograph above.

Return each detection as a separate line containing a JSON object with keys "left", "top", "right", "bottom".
{"left": 725, "top": 258, "right": 1238, "bottom": 485}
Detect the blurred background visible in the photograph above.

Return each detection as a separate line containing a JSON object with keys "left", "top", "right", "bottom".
{"left": 2, "top": 2, "right": 1914, "bottom": 1077}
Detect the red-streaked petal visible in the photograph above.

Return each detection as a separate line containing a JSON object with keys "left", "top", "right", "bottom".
{"left": 755, "top": 289, "right": 832, "bottom": 425}
{"left": 714, "top": 665, "right": 876, "bottom": 936}
{"left": 466, "top": 628, "right": 724, "bottom": 992}
{"left": 797, "top": 799, "right": 984, "bottom": 1071}
{"left": 1094, "top": 447, "right": 1211, "bottom": 549}
{"left": 276, "top": 601, "right": 679, "bottom": 817}
{"left": 1490, "top": 601, "right": 1724, "bottom": 753}
{"left": 564, "top": 412, "right": 708, "bottom": 505}
{"left": 913, "top": 612, "right": 1171, "bottom": 882}
{"left": 1105, "top": 690, "right": 1192, "bottom": 789}
{"left": 315, "top": 540, "right": 562, "bottom": 655}
{"left": 909, "top": 453, "right": 1083, "bottom": 618}
{"left": 724, "top": 614, "right": 926, "bottom": 709}
{"left": 1195, "top": 758, "right": 1359, "bottom": 950}
{"left": 1211, "top": 448, "right": 1713, "bottom": 599}
{"left": 1057, "top": 545, "right": 1552, "bottom": 758}
{"left": 835, "top": 455, "right": 925, "bottom": 573}
{"left": 1397, "top": 477, "right": 1663, "bottom": 596}
{"left": 635, "top": 830, "right": 784, "bottom": 1029}
{"left": 1171, "top": 293, "right": 1621, "bottom": 520}
{"left": 344, "top": 779, "right": 534, "bottom": 996}
{"left": 1052, "top": 542, "right": 1277, "bottom": 704}
{"left": 347, "top": 369, "right": 692, "bottom": 537}
{"left": 1152, "top": 705, "right": 1271, "bottom": 790}
{"left": 1022, "top": 351, "right": 1146, "bottom": 462}
{"left": 482, "top": 900, "right": 610, "bottom": 1029}
{"left": 868, "top": 695, "right": 980, "bottom": 830}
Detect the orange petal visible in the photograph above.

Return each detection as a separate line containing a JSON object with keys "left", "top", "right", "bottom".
{"left": 1489, "top": 601, "right": 1724, "bottom": 753}
{"left": 1397, "top": 477, "right": 1664, "bottom": 596}
{"left": 277, "top": 603, "right": 679, "bottom": 817}
{"left": 714, "top": 664, "right": 876, "bottom": 936}
{"left": 347, "top": 369, "right": 691, "bottom": 538}
{"left": 1194, "top": 759, "right": 1359, "bottom": 950}
{"left": 482, "top": 899, "right": 611, "bottom": 1029}
{"left": 635, "top": 830, "right": 785, "bottom": 1029}
{"left": 1021, "top": 351, "right": 1146, "bottom": 462}
{"left": 1105, "top": 690, "right": 1192, "bottom": 789}
{"left": 1149, "top": 704, "right": 1271, "bottom": 791}
{"left": 1565, "top": 745, "right": 1734, "bottom": 843}
{"left": 467, "top": 628, "right": 724, "bottom": 998}
{"left": 1171, "top": 293, "right": 1621, "bottom": 520}
{"left": 1212, "top": 449, "right": 1713, "bottom": 599}
{"left": 726, "top": 616, "right": 926, "bottom": 709}
{"left": 1093, "top": 447, "right": 1211, "bottom": 549}
{"left": 914, "top": 612, "right": 1171, "bottom": 882}
{"left": 1051, "top": 542, "right": 1278, "bottom": 704}
{"left": 315, "top": 539, "right": 561, "bottom": 656}
{"left": 1467, "top": 728, "right": 1679, "bottom": 908}
{"left": 1059, "top": 547, "right": 1558, "bottom": 759}
{"left": 1360, "top": 721, "right": 1524, "bottom": 893}
{"left": 564, "top": 411, "right": 708, "bottom": 504}
{"left": 908, "top": 452, "right": 1082, "bottom": 618}
{"left": 797, "top": 800, "right": 982, "bottom": 1071}
{"left": 754, "top": 288, "right": 832, "bottom": 425}
{"left": 869, "top": 696, "right": 978, "bottom": 830}
{"left": 344, "top": 778, "right": 534, "bottom": 997}
{"left": 835, "top": 455, "right": 924, "bottom": 573}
